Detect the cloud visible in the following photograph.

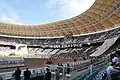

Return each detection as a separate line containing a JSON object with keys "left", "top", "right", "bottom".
{"left": 1, "top": 15, "right": 19, "bottom": 24}
{"left": 0, "top": 0, "right": 20, "bottom": 24}
{"left": 46, "top": 0, "right": 95, "bottom": 20}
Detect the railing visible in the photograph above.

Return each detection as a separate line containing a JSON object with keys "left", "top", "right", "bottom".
{"left": 0, "top": 67, "right": 46, "bottom": 80}
{"left": 0, "top": 60, "right": 90, "bottom": 80}
{"left": 72, "top": 59, "right": 109, "bottom": 80}
{"left": 84, "top": 63, "right": 108, "bottom": 80}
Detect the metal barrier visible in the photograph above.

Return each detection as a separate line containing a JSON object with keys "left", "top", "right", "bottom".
{"left": 72, "top": 59, "right": 109, "bottom": 80}
{"left": 0, "top": 60, "right": 89, "bottom": 80}
{"left": 0, "top": 67, "right": 46, "bottom": 80}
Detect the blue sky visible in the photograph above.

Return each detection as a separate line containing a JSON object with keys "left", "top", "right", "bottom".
{"left": 0, "top": 0, "right": 95, "bottom": 24}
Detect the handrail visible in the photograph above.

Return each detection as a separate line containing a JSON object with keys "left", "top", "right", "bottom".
{"left": 0, "top": 60, "right": 87, "bottom": 80}
{"left": 72, "top": 59, "right": 109, "bottom": 80}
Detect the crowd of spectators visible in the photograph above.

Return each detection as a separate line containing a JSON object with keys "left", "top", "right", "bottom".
{"left": 0, "top": 27, "right": 119, "bottom": 46}
{"left": 0, "top": 26, "right": 119, "bottom": 59}
{"left": 2, "top": 26, "right": 118, "bottom": 59}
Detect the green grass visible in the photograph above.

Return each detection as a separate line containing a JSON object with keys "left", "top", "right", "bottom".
{"left": 0, "top": 56, "right": 56, "bottom": 62}
{"left": 24, "top": 58, "right": 57, "bottom": 62}
{"left": 24, "top": 58, "right": 49, "bottom": 62}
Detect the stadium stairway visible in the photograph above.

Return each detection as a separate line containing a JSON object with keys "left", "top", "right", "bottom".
{"left": 90, "top": 37, "right": 118, "bottom": 57}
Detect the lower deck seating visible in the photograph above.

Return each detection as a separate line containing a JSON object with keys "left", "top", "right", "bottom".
{"left": 72, "top": 59, "right": 109, "bottom": 80}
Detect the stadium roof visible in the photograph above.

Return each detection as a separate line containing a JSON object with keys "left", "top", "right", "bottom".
{"left": 0, "top": 0, "right": 120, "bottom": 37}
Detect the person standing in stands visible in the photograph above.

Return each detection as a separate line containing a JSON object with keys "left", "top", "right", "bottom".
{"left": 23, "top": 68, "right": 31, "bottom": 80}
{"left": 58, "top": 63, "right": 60, "bottom": 66}
{"left": 60, "top": 63, "right": 63, "bottom": 73}
{"left": 0, "top": 76, "right": 3, "bottom": 80}
{"left": 110, "top": 53, "right": 117, "bottom": 62}
{"left": 112, "top": 54, "right": 119, "bottom": 64}
{"left": 60, "top": 63, "right": 63, "bottom": 67}
{"left": 106, "top": 62, "right": 120, "bottom": 80}
{"left": 74, "top": 58, "right": 77, "bottom": 62}
{"left": 13, "top": 67, "right": 21, "bottom": 80}
{"left": 115, "top": 50, "right": 120, "bottom": 64}
{"left": 67, "top": 64, "right": 70, "bottom": 74}
{"left": 45, "top": 68, "right": 51, "bottom": 80}
{"left": 55, "top": 69, "right": 60, "bottom": 80}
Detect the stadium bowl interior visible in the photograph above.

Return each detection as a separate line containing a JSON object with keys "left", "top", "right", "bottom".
{"left": 0, "top": 0, "right": 120, "bottom": 80}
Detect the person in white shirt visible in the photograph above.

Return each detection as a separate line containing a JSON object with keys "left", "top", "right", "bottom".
{"left": 106, "top": 62, "right": 120, "bottom": 80}
{"left": 115, "top": 50, "right": 120, "bottom": 64}
{"left": 112, "top": 57, "right": 119, "bottom": 64}
{"left": 107, "top": 62, "right": 119, "bottom": 75}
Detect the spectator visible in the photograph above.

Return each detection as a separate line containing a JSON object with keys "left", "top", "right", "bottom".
{"left": 74, "top": 58, "right": 77, "bottom": 62}
{"left": 58, "top": 63, "right": 60, "bottom": 66}
{"left": 59, "top": 63, "right": 63, "bottom": 73}
{"left": 0, "top": 76, "right": 3, "bottom": 80}
{"left": 60, "top": 63, "right": 63, "bottom": 67}
{"left": 55, "top": 69, "right": 60, "bottom": 80}
{"left": 13, "top": 67, "right": 21, "bottom": 80}
{"left": 110, "top": 54, "right": 117, "bottom": 62}
{"left": 67, "top": 64, "right": 70, "bottom": 74}
{"left": 112, "top": 55, "right": 119, "bottom": 64}
{"left": 57, "top": 64, "right": 62, "bottom": 75}
{"left": 106, "top": 62, "right": 120, "bottom": 80}
{"left": 24, "top": 68, "right": 31, "bottom": 80}
{"left": 45, "top": 68, "right": 51, "bottom": 80}
{"left": 45, "top": 60, "right": 53, "bottom": 65}
{"left": 115, "top": 50, "right": 120, "bottom": 64}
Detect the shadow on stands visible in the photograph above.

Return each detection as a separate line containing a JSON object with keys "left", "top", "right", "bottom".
{"left": 111, "top": 72, "right": 120, "bottom": 80}
{"left": 30, "top": 75, "right": 44, "bottom": 80}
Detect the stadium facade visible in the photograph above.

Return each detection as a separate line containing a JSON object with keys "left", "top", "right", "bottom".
{"left": 0, "top": 0, "right": 119, "bottom": 58}
{"left": 0, "top": 0, "right": 119, "bottom": 38}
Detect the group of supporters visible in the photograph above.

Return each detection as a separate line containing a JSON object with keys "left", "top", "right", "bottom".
{"left": 45, "top": 60, "right": 54, "bottom": 65}
{"left": 106, "top": 50, "right": 120, "bottom": 80}
{"left": 12, "top": 67, "right": 58, "bottom": 80}
{"left": 0, "top": 67, "right": 31, "bottom": 80}
{"left": 0, "top": 26, "right": 119, "bottom": 47}
{"left": 12, "top": 67, "right": 31, "bottom": 80}
{"left": 11, "top": 66, "right": 60, "bottom": 80}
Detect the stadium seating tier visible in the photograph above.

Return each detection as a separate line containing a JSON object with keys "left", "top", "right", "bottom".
{"left": 0, "top": 0, "right": 120, "bottom": 37}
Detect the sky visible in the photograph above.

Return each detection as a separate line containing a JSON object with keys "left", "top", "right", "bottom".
{"left": 0, "top": 0, "right": 95, "bottom": 24}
